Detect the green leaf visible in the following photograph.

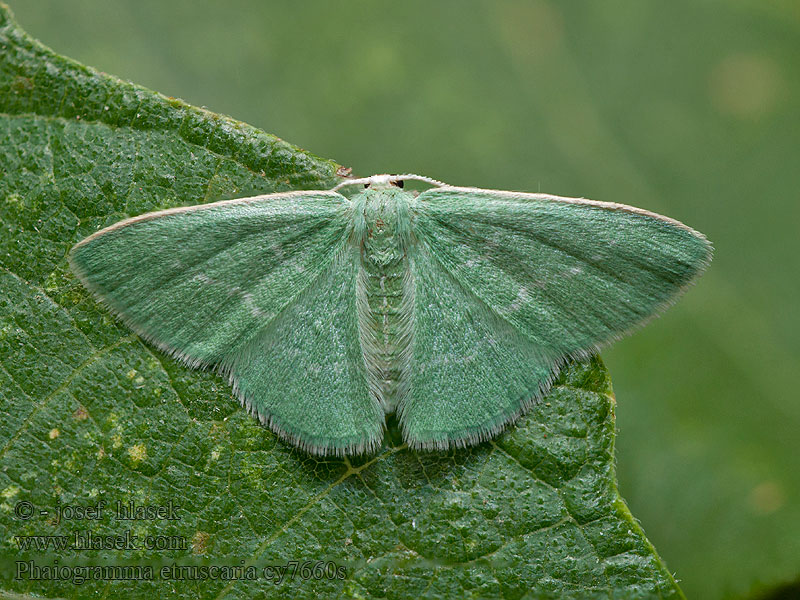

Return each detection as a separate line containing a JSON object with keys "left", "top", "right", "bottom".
{"left": 0, "top": 4, "right": 683, "bottom": 598}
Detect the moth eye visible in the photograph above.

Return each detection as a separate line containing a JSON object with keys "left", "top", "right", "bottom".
{"left": 394, "top": 180, "right": 404, "bottom": 188}
{"left": 364, "top": 183, "right": 370, "bottom": 188}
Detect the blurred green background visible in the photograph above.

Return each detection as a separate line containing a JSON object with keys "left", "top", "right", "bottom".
{"left": 10, "top": 1, "right": 800, "bottom": 598}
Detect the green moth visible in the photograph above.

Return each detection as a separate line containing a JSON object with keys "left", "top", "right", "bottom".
{"left": 69, "top": 174, "right": 712, "bottom": 456}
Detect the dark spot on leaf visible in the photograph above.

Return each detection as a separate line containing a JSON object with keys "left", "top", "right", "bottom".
{"left": 12, "top": 76, "right": 34, "bottom": 93}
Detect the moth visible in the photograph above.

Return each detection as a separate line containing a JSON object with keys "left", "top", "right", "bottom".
{"left": 69, "top": 174, "right": 712, "bottom": 456}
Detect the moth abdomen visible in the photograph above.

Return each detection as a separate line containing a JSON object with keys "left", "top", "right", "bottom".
{"left": 356, "top": 188, "right": 416, "bottom": 413}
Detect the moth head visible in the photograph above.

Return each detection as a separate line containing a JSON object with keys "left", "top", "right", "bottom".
{"left": 332, "top": 173, "right": 446, "bottom": 192}
{"left": 363, "top": 174, "right": 401, "bottom": 189}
